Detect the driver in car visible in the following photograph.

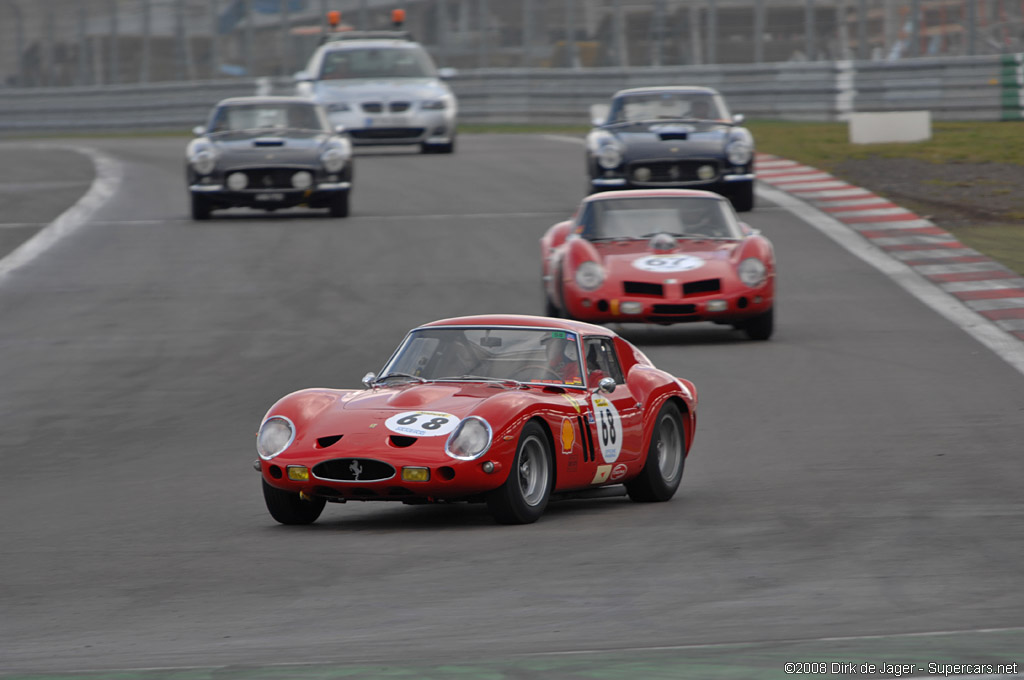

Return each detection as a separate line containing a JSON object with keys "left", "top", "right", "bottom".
{"left": 542, "top": 334, "right": 582, "bottom": 384}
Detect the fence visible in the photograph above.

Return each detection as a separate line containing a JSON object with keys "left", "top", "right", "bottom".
{"left": 1, "top": 53, "right": 1022, "bottom": 133}
{"left": 6, "top": 0, "right": 1024, "bottom": 88}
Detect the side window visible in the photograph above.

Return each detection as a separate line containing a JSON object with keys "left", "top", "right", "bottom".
{"left": 583, "top": 338, "right": 625, "bottom": 385}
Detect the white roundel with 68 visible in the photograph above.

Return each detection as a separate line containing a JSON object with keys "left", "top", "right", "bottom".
{"left": 591, "top": 395, "right": 623, "bottom": 463}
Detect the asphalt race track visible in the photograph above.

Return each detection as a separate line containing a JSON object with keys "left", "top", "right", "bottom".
{"left": 1, "top": 135, "right": 1022, "bottom": 679}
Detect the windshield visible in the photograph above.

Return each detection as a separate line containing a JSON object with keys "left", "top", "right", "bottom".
{"left": 319, "top": 45, "right": 438, "bottom": 79}
{"left": 608, "top": 92, "right": 729, "bottom": 123}
{"left": 209, "top": 103, "right": 326, "bottom": 132}
{"left": 379, "top": 327, "right": 585, "bottom": 387}
{"left": 578, "top": 196, "right": 742, "bottom": 240}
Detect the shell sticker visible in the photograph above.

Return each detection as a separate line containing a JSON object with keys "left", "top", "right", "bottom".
{"left": 632, "top": 255, "right": 706, "bottom": 273}
{"left": 560, "top": 418, "right": 575, "bottom": 454}
{"left": 591, "top": 395, "right": 623, "bottom": 463}
{"left": 384, "top": 411, "right": 460, "bottom": 437}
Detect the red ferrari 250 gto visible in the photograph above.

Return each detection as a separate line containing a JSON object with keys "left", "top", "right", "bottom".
{"left": 255, "top": 314, "right": 697, "bottom": 525}
{"left": 541, "top": 189, "right": 775, "bottom": 340}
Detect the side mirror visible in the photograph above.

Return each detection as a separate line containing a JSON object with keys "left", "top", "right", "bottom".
{"left": 732, "top": 113, "right": 746, "bottom": 125}
{"left": 362, "top": 372, "right": 377, "bottom": 388}
{"left": 598, "top": 377, "right": 616, "bottom": 394}
{"left": 294, "top": 70, "right": 313, "bottom": 82}
{"left": 590, "top": 103, "right": 609, "bottom": 127}
{"left": 192, "top": 125, "right": 206, "bottom": 137}
{"left": 438, "top": 67, "right": 458, "bottom": 80}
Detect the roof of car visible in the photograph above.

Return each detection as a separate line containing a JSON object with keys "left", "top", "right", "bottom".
{"left": 582, "top": 188, "right": 726, "bottom": 203}
{"left": 420, "top": 314, "right": 617, "bottom": 337}
{"left": 614, "top": 86, "right": 719, "bottom": 97}
{"left": 320, "top": 38, "right": 420, "bottom": 51}
{"left": 216, "top": 96, "right": 318, "bottom": 106}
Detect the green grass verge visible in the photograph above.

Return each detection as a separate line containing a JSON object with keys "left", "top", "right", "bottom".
{"left": 749, "top": 120, "right": 1024, "bottom": 277}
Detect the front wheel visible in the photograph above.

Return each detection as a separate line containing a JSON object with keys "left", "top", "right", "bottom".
{"left": 730, "top": 181, "right": 755, "bottom": 213}
{"left": 262, "top": 479, "right": 326, "bottom": 525}
{"left": 626, "top": 401, "right": 686, "bottom": 502}
{"left": 742, "top": 305, "right": 774, "bottom": 341}
{"left": 328, "top": 191, "right": 350, "bottom": 218}
{"left": 191, "top": 194, "right": 211, "bottom": 221}
{"left": 487, "top": 421, "right": 553, "bottom": 524}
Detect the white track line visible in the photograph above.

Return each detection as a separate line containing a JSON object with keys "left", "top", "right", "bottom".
{"left": 0, "top": 146, "right": 123, "bottom": 285}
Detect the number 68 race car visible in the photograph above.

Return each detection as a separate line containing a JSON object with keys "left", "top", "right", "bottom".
{"left": 255, "top": 314, "right": 697, "bottom": 525}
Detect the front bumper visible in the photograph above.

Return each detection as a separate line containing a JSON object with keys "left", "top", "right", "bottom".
{"left": 190, "top": 183, "right": 350, "bottom": 209}
{"left": 258, "top": 451, "right": 508, "bottom": 502}
{"left": 328, "top": 109, "right": 455, "bottom": 146}
{"left": 562, "top": 281, "right": 774, "bottom": 325}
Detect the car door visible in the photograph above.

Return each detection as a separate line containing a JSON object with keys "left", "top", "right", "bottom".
{"left": 581, "top": 337, "right": 644, "bottom": 482}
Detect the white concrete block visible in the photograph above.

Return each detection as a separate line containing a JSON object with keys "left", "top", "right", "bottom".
{"left": 849, "top": 111, "right": 932, "bottom": 144}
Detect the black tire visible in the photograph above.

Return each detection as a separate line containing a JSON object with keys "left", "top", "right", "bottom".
{"left": 262, "top": 479, "right": 326, "bottom": 525}
{"left": 421, "top": 138, "right": 455, "bottom": 154}
{"left": 626, "top": 401, "right": 686, "bottom": 503}
{"left": 328, "top": 191, "right": 349, "bottom": 218}
{"left": 543, "top": 283, "right": 560, "bottom": 317}
{"left": 742, "top": 305, "right": 774, "bottom": 341}
{"left": 730, "top": 181, "right": 755, "bottom": 213}
{"left": 191, "top": 194, "right": 211, "bottom": 221}
{"left": 487, "top": 421, "right": 553, "bottom": 524}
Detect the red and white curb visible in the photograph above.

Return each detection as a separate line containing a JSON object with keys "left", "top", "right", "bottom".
{"left": 757, "top": 154, "right": 1024, "bottom": 343}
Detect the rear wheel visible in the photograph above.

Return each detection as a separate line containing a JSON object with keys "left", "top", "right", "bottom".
{"left": 626, "top": 402, "right": 686, "bottom": 502}
{"left": 190, "top": 194, "right": 211, "bottom": 221}
{"left": 743, "top": 305, "right": 774, "bottom": 341}
{"left": 487, "top": 421, "right": 553, "bottom": 524}
{"left": 262, "top": 479, "right": 326, "bottom": 525}
{"left": 328, "top": 191, "right": 350, "bottom": 218}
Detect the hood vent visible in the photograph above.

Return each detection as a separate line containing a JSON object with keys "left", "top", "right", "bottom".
{"left": 389, "top": 435, "right": 417, "bottom": 448}
{"left": 316, "top": 434, "right": 344, "bottom": 449}
{"left": 253, "top": 139, "right": 285, "bottom": 147}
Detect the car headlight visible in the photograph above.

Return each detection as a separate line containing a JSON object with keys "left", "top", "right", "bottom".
{"left": 445, "top": 416, "right": 492, "bottom": 460}
{"left": 257, "top": 416, "right": 295, "bottom": 460}
{"left": 726, "top": 140, "right": 753, "bottom": 166}
{"left": 575, "top": 261, "right": 605, "bottom": 291}
{"left": 738, "top": 257, "right": 767, "bottom": 287}
{"left": 421, "top": 99, "right": 447, "bottom": 110}
{"left": 326, "top": 102, "right": 351, "bottom": 113}
{"left": 291, "top": 171, "right": 313, "bottom": 189}
{"left": 596, "top": 144, "right": 623, "bottom": 170}
{"left": 321, "top": 143, "right": 349, "bottom": 173}
{"left": 190, "top": 149, "right": 217, "bottom": 175}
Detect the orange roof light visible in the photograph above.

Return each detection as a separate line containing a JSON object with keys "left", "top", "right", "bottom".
{"left": 392, "top": 9, "right": 406, "bottom": 27}
{"left": 327, "top": 10, "right": 342, "bottom": 27}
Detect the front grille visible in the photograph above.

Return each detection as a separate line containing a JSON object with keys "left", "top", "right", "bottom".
{"left": 628, "top": 159, "right": 721, "bottom": 184}
{"left": 240, "top": 168, "right": 296, "bottom": 189}
{"left": 683, "top": 279, "right": 721, "bottom": 296}
{"left": 389, "top": 102, "right": 411, "bottom": 112}
{"left": 623, "top": 281, "right": 664, "bottom": 297}
{"left": 349, "top": 127, "right": 426, "bottom": 140}
{"left": 313, "top": 458, "right": 396, "bottom": 482}
{"left": 361, "top": 102, "right": 383, "bottom": 113}
{"left": 652, "top": 304, "right": 697, "bottom": 315}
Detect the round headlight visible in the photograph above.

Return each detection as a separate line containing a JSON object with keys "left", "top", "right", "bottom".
{"left": 321, "top": 146, "right": 348, "bottom": 173}
{"left": 226, "top": 172, "right": 248, "bottom": 191}
{"left": 738, "top": 257, "right": 767, "bottom": 287}
{"left": 257, "top": 416, "right": 295, "bottom": 460}
{"left": 445, "top": 416, "right": 493, "bottom": 460}
{"left": 634, "top": 166, "right": 652, "bottom": 182}
{"left": 190, "top": 150, "right": 216, "bottom": 175}
{"left": 597, "top": 145, "right": 623, "bottom": 170}
{"left": 575, "top": 261, "right": 605, "bottom": 291}
{"left": 727, "top": 141, "right": 753, "bottom": 166}
{"left": 291, "top": 171, "right": 313, "bottom": 189}
{"left": 697, "top": 165, "right": 716, "bottom": 180}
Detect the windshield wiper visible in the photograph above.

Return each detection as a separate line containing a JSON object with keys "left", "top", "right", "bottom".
{"left": 375, "top": 372, "right": 428, "bottom": 384}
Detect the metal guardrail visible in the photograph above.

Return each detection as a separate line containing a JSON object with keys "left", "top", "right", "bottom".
{"left": 1, "top": 55, "right": 1022, "bottom": 133}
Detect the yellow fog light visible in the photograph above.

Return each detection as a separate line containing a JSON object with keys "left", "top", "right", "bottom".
{"left": 287, "top": 465, "right": 309, "bottom": 481}
{"left": 706, "top": 300, "right": 728, "bottom": 312}
{"left": 402, "top": 467, "right": 430, "bottom": 482}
